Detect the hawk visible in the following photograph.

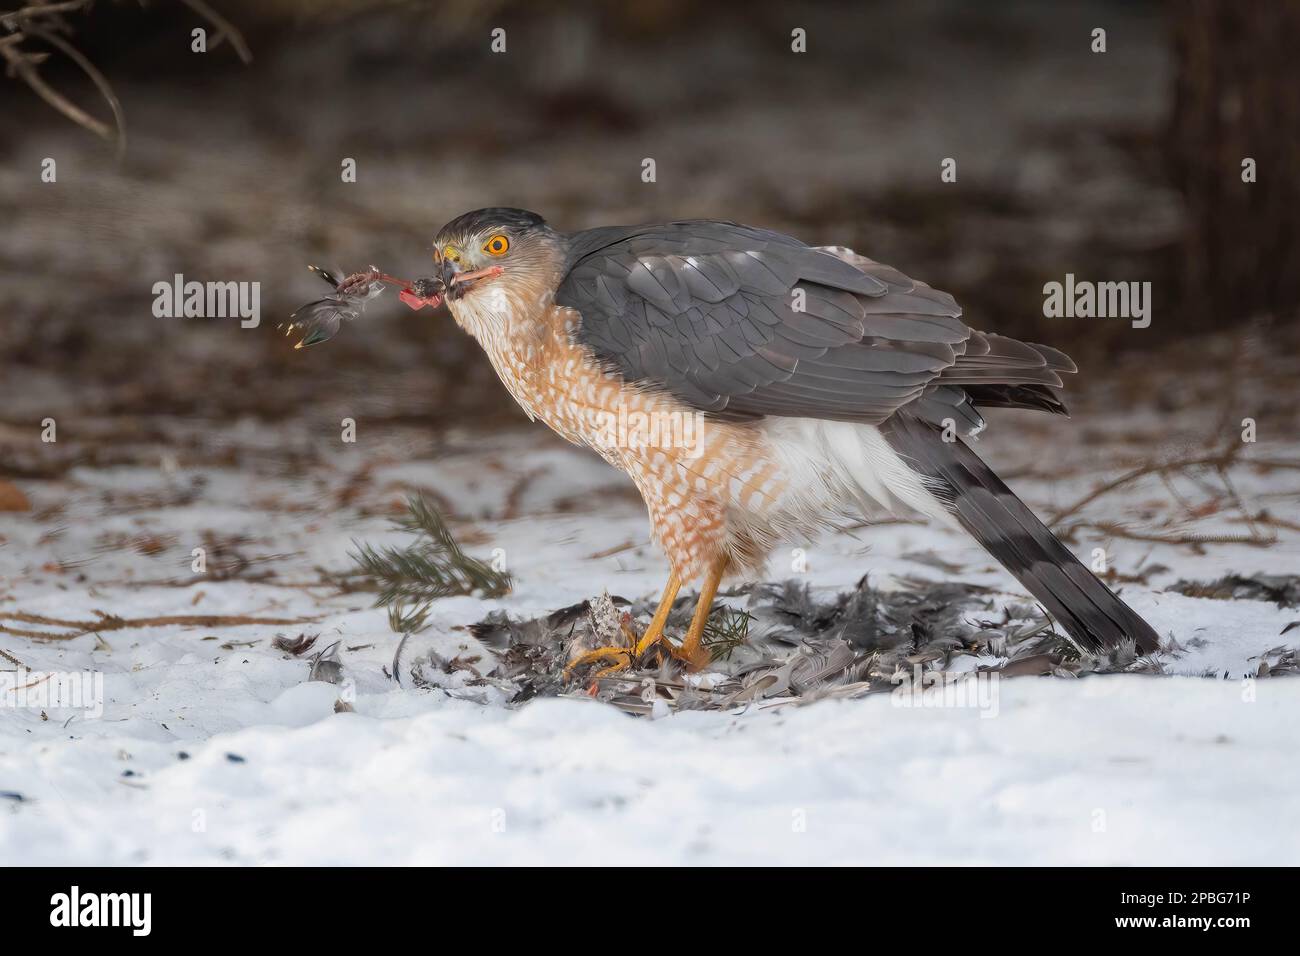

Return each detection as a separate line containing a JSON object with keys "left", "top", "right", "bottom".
{"left": 423, "top": 207, "right": 1159, "bottom": 672}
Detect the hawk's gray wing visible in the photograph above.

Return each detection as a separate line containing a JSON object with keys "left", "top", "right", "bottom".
{"left": 557, "top": 221, "right": 1069, "bottom": 426}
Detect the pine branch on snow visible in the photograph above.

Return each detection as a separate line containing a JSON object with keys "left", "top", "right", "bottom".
{"left": 348, "top": 494, "right": 511, "bottom": 631}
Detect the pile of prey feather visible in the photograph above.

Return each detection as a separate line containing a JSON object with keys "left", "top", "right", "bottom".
{"left": 413, "top": 575, "right": 1181, "bottom": 716}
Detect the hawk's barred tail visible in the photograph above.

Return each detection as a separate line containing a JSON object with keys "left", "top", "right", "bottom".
{"left": 881, "top": 413, "right": 1161, "bottom": 654}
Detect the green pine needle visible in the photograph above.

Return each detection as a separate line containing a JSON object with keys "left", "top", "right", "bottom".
{"left": 348, "top": 494, "right": 511, "bottom": 633}
{"left": 702, "top": 606, "right": 753, "bottom": 661}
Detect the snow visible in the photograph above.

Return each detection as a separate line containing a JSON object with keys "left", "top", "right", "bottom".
{"left": 3, "top": 679, "right": 1296, "bottom": 865}
{"left": 2, "top": 415, "right": 1299, "bottom": 865}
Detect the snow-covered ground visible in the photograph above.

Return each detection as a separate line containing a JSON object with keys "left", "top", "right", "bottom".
{"left": 2, "top": 410, "right": 1298, "bottom": 865}
{"left": 5, "top": 677, "right": 1296, "bottom": 866}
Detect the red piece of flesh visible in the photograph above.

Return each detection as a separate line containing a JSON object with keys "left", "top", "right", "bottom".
{"left": 398, "top": 289, "right": 441, "bottom": 310}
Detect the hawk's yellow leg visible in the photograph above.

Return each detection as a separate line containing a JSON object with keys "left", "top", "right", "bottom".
{"left": 564, "top": 572, "right": 682, "bottom": 678}
{"left": 634, "top": 572, "right": 682, "bottom": 655}
{"left": 675, "top": 554, "right": 728, "bottom": 670}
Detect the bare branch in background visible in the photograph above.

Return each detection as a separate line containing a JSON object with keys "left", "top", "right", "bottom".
{"left": 24, "top": 21, "right": 126, "bottom": 154}
{"left": 0, "top": 0, "right": 91, "bottom": 25}
{"left": 1, "top": 0, "right": 251, "bottom": 153}
{"left": 180, "top": 0, "right": 252, "bottom": 63}
{"left": 1, "top": 1, "right": 116, "bottom": 144}
{"left": 0, "top": 30, "right": 114, "bottom": 143}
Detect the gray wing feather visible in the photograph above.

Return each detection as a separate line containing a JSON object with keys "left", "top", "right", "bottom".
{"left": 558, "top": 222, "right": 1071, "bottom": 424}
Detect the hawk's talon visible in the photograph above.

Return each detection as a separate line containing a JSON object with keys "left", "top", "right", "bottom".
{"left": 563, "top": 638, "right": 663, "bottom": 681}
{"left": 562, "top": 628, "right": 710, "bottom": 682}
{"left": 564, "top": 563, "right": 727, "bottom": 680}
{"left": 564, "top": 573, "right": 686, "bottom": 680}
{"left": 590, "top": 659, "right": 635, "bottom": 681}
{"left": 563, "top": 645, "right": 635, "bottom": 680}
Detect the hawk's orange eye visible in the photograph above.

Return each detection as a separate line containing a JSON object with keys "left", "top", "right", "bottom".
{"left": 483, "top": 235, "right": 509, "bottom": 256}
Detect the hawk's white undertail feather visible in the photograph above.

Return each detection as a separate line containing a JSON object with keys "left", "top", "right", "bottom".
{"left": 721, "top": 417, "right": 958, "bottom": 568}
{"left": 762, "top": 417, "right": 955, "bottom": 525}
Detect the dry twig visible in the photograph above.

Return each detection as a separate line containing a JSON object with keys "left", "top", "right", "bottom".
{"left": 0, "top": 610, "right": 319, "bottom": 641}
{"left": 2, "top": 0, "right": 251, "bottom": 152}
{"left": 179, "top": 0, "right": 252, "bottom": 64}
{"left": 1048, "top": 446, "right": 1242, "bottom": 528}
{"left": 2, "top": 1, "right": 121, "bottom": 148}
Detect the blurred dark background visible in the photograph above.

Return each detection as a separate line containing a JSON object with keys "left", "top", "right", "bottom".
{"left": 1, "top": 0, "right": 1297, "bottom": 442}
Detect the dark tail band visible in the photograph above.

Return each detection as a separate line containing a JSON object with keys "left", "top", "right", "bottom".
{"left": 882, "top": 413, "right": 1160, "bottom": 654}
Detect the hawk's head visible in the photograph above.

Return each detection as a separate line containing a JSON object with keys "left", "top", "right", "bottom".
{"left": 430, "top": 208, "right": 563, "bottom": 309}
